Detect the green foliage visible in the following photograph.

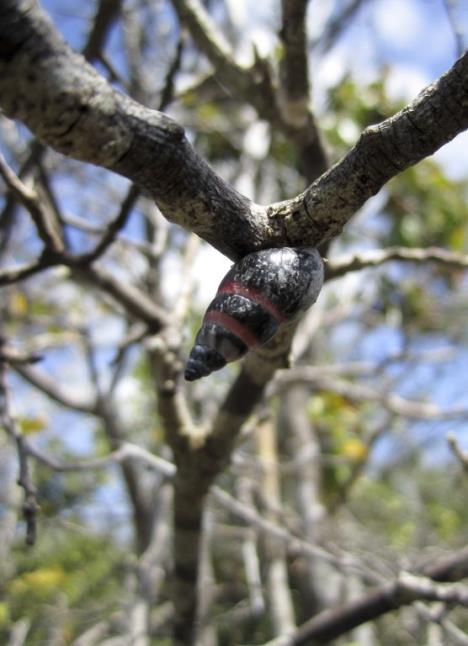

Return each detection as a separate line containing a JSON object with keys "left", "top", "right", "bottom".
{"left": 2, "top": 527, "right": 125, "bottom": 644}
{"left": 386, "top": 162, "right": 468, "bottom": 250}
{"left": 308, "top": 392, "right": 369, "bottom": 502}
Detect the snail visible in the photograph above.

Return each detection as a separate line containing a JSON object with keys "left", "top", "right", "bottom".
{"left": 185, "top": 247, "right": 324, "bottom": 381}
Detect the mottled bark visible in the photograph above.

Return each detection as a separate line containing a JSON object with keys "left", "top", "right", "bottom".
{"left": 1, "top": 1, "right": 467, "bottom": 260}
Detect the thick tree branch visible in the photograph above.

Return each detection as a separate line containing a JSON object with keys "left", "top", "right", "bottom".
{"left": 0, "top": 0, "right": 266, "bottom": 259}
{"left": 1, "top": 1, "right": 467, "bottom": 257}
{"left": 270, "top": 50, "right": 468, "bottom": 245}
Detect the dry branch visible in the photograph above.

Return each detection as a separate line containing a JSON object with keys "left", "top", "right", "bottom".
{"left": 326, "top": 246, "right": 468, "bottom": 280}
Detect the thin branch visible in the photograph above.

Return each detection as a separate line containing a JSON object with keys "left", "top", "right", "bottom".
{"left": 0, "top": 343, "right": 42, "bottom": 366}
{"left": 0, "top": 152, "right": 64, "bottom": 252}
{"left": 285, "top": 568, "right": 468, "bottom": 645}
{"left": 447, "top": 433, "right": 468, "bottom": 472}
{"left": 325, "top": 245, "right": 468, "bottom": 281}
{"left": 273, "top": 373, "right": 468, "bottom": 420}
{"left": 76, "top": 182, "right": 140, "bottom": 264}
{"left": 72, "top": 263, "right": 169, "bottom": 330}
{"left": 159, "top": 33, "right": 185, "bottom": 111}
{"left": 0, "top": 139, "right": 45, "bottom": 261}
{"left": 21, "top": 439, "right": 176, "bottom": 478}
{"left": 313, "top": 0, "right": 368, "bottom": 52}
{"left": 210, "top": 486, "right": 376, "bottom": 580}
{"left": 279, "top": 0, "right": 328, "bottom": 180}
{"left": 83, "top": 0, "right": 124, "bottom": 62}
{"left": 416, "top": 602, "right": 468, "bottom": 646}
{"left": 0, "top": 258, "right": 62, "bottom": 286}
{"left": 0, "top": 354, "right": 39, "bottom": 545}
{"left": 443, "top": 0, "right": 466, "bottom": 58}
{"left": 14, "top": 364, "right": 96, "bottom": 414}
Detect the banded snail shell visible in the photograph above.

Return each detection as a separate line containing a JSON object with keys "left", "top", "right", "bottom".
{"left": 185, "top": 247, "right": 324, "bottom": 381}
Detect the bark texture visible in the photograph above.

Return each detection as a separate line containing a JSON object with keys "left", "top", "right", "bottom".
{"left": 1, "top": 1, "right": 467, "bottom": 259}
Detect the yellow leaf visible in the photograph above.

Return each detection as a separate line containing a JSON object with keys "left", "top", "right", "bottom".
{"left": 341, "top": 438, "right": 368, "bottom": 461}
{"left": 18, "top": 414, "right": 48, "bottom": 435}
{"left": 10, "top": 567, "right": 67, "bottom": 598}
{"left": 10, "top": 291, "right": 28, "bottom": 316}
{"left": 0, "top": 602, "right": 9, "bottom": 627}
{"left": 21, "top": 567, "right": 67, "bottom": 590}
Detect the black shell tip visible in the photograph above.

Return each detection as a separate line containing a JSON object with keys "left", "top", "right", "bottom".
{"left": 184, "top": 344, "right": 226, "bottom": 381}
{"left": 184, "top": 361, "right": 204, "bottom": 381}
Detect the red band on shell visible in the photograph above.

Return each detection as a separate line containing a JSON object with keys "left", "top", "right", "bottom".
{"left": 218, "top": 281, "right": 287, "bottom": 323}
{"left": 203, "top": 309, "right": 259, "bottom": 349}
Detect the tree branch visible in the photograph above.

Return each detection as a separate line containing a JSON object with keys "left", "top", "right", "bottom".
{"left": 82, "top": 0, "right": 123, "bottom": 62}
{"left": 285, "top": 554, "right": 468, "bottom": 645}
{"left": 0, "top": 151, "right": 64, "bottom": 252}
{"left": 1, "top": 1, "right": 467, "bottom": 257}
{"left": 325, "top": 245, "right": 468, "bottom": 280}
{"left": 279, "top": 0, "right": 328, "bottom": 180}
{"left": 272, "top": 372, "right": 468, "bottom": 420}
{"left": 0, "top": 355, "right": 39, "bottom": 545}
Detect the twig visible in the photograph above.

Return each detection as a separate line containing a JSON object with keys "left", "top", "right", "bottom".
{"left": 210, "top": 486, "right": 377, "bottom": 581}
{"left": 278, "top": 0, "right": 327, "bottom": 180}
{"left": 0, "top": 343, "right": 42, "bottom": 366}
{"left": 83, "top": 0, "right": 123, "bottom": 61}
{"left": 447, "top": 433, "right": 468, "bottom": 472}
{"left": 0, "top": 152, "right": 64, "bottom": 252}
{"left": 0, "top": 349, "right": 39, "bottom": 545}
{"left": 14, "top": 363, "right": 96, "bottom": 414}
{"left": 280, "top": 570, "right": 468, "bottom": 645}
{"left": 443, "top": 0, "right": 466, "bottom": 58}
{"left": 75, "top": 183, "right": 140, "bottom": 264}
{"left": 272, "top": 373, "right": 468, "bottom": 421}
{"left": 16, "top": 436, "right": 176, "bottom": 477}
{"left": 325, "top": 246, "right": 468, "bottom": 281}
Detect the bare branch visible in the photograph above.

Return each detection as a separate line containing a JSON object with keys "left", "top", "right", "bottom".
{"left": 21, "top": 439, "right": 175, "bottom": 478}
{"left": 443, "top": 0, "right": 466, "bottom": 58}
{"left": 74, "top": 182, "right": 140, "bottom": 264}
{"left": 0, "top": 356, "right": 39, "bottom": 545}
{"left": 0, "top": 342, "right": 42, "bottom": 366}
{"left": 83, "top": 0, "right": 124, "bottom": 62}
{"left": 326, "top": 245, "right": 468, "bottom": 281}
{"left": 286, "top": 565, "right": 468, "bottom": 645}
{"left": 279, "top": 0, "right": 327, "bottom": 180}
{"left": 273, "top": 373, "right": 468, "bottom": 420}
{"left": 447, "top": 433, "right": 468, "bottom": 472}
{"left": 1, "top": 2, "right": 467, "bottom": 256}
{"left": 0, "top": 152, "right": 64, "bottom": 252}
{"left": 313, "top": 0, "right": 368, "bottom": 52}
{"left": 210, "top": 486, "right": 374, "bottom": 579}
{"left": 270, "top": 51, "right": 468, "bottom": 247}
{"left": 14, "top": 364, "right": 96, "bottom": 414}
{"left": 72, "top": 264, "right": 169, "bottom": 330}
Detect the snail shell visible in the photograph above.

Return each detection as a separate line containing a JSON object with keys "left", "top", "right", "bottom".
{"left": 185, "top": 247, "right": 323, "bottom": 381}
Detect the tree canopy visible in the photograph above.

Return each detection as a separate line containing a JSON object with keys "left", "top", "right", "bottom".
{"left": 1, "top": 1, "right": 468, "bottom": 644}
